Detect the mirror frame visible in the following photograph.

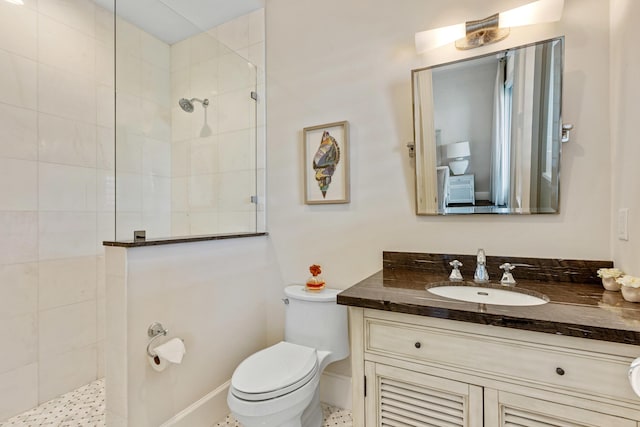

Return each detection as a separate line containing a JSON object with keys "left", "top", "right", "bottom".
{"left": 411, "top": 37, "right": 565, "bottom": 216}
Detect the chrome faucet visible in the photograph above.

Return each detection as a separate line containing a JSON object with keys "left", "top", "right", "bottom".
{"left": 474, "top": 248, "right": 489, "bottom": 282}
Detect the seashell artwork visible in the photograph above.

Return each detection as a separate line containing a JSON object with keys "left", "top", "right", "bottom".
{"left": 312, "top": 131, "right": 341, "bottom": 198}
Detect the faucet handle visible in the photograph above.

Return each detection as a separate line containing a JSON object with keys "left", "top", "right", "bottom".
{"left": 499, "top": 263, "right": 516, "bottom": 285}
{"left": 449, "top": 260, "right": 463, "bottom": 281}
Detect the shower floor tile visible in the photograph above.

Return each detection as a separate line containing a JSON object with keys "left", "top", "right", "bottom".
{"left": 0, "top": 379, "right": 105, "bottom": 427}
{"left": 213, "top": 404, "right": 353, "bottom": 427}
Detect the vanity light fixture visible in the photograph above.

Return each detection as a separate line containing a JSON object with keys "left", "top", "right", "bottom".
{"left": 4, "top": 0, "right": 24, "bottom": 4}
{"left": 415, "top": 0, "right": 564, "bottom": 53}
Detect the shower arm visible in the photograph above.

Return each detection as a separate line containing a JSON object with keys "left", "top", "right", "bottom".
{"left": 191, "top": 98, "right": 209, "bottom": 108}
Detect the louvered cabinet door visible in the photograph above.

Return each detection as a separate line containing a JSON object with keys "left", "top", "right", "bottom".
{"left": 365, "top": 362, "right": 483, "bottom": 427}
{"left": 484, "top": 389, "right": 637, "bottom": 427}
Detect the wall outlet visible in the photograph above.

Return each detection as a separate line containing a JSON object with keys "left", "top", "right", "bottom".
{"left": 618, "top": 208, "right": 629, "bottom": 241}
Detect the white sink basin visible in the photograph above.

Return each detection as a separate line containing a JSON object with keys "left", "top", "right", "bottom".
{"left": 427, "top": 283, "right": 549, "bottom": 306}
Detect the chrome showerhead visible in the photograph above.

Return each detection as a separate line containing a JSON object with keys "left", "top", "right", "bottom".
{"left": 178, "top": 97, "right": 209, "bottom": 113}
{"left": 178, "top": 98, "right": 194, "bottom": 113}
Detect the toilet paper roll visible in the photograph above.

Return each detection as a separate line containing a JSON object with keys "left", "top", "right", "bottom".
{"left": 154, "top": 337, "right": 186, "bottom": 364}
{"left": 148, "top": 354, "right": 168, "bottom": 372}
{"left": 629, "top": 357, "right": 640, "bottom": 397}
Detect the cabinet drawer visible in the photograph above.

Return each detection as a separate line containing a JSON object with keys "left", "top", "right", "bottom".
{"left": 365, "top": 319, "right": 638, "bottom": 403}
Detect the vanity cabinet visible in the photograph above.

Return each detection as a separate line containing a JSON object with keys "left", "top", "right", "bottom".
{"left": 350, "top": 308, "right": 640, "bottom": 427}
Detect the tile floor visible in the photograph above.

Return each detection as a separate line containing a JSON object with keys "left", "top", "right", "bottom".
{"left": 0, "top": 379, "right": 105, "bottom": 427}
{"left": 0, "top": 378, "right": 352, "bottom": 427}
{"left": 213, "top": 404, "right": 353, "bottom": 427}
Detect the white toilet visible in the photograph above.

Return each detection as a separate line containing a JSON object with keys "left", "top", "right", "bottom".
{"left": 227, "top": 285, "right": 349, "bottom": 427}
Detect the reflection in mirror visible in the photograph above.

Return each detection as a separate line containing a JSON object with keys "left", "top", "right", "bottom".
{"left": 111, "top": 1, "right": 265, "bottom": 240}
{"left": 413, "top": 37, "right": 564, "bottom": 215}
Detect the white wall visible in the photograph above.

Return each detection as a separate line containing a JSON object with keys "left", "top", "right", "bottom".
{"left": 265, "top": 0, "right": 612, "bottom": 375}
{"left": 610, "top": 0, "right": 640, "bottom": 277}
{"left": 0, "top": 0, "right": 114, "bottom": 419}
{"left": 105, "top": 237, "right": 282, "bottom": 426}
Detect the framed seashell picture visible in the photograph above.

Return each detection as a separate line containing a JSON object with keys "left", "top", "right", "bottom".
{"left": 303, "top": 121, "right": 350, "bottom": 204}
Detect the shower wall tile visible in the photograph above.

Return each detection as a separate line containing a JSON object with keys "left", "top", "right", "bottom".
{"left": 171, "top": 38, "right": 191, "bottom": 72}
{"left": 0, "top": 313, "right": 37, "bottom": 375}
{"left": 38, "top": 212, "right": 98, "bottom": 260}
{"left": 189, "top": 32, "right": 219, "bottom": 65}
{"left": 0, "top": 212, "right": 38, "bottom": 265}
{"left": 142, "top": 138, "right": 171, "bottom": 177}
{"left": 116, "top": 173, "right": 143, "bottom": 212}
{"left": 38, "top": 163, "right": 97, "bottom": 212}
{"left": 0, "top": 158, "right": 38, "bottom": 211}
{"left": 38, "top": 63, "right": 96, "bottom": 124}
{"left": 141, "top": 31, "right": 170, "bottom": 70}
{"left": 96, "top": 41, "right": 115, "bottom": 86}
{"left": 190, "top": 96, "right": 218, "bottom": 138}
{"left": 115, "top": 131, "right": 143, "bottom": 173}
{"left": 171, "top": 213, "right": 190, "bottom": 236}
{"left": 171, "top": 140, "right": 189, "bottom": 177}
{"left": 0, "top": 1, "right": 37, "bottom": 59}
{"left": 171, "top": 178, "right": 189, "bottom": 211}
{"left": 216, "top": 14, "right": 249, "bottom": 52}
{"left": 0, "top": 364, "right": 38, "bottom": 421}
{"left": 218, "top": 129, "right": 253, "bottom": 173}
{"left": 38, "top": 113, "right": 97, "bottom": 168}
{"left": 189, "top": 174, "right": 219, "bottom": 210}
{"left": 141, "top": 212, "right": 171, "bottom": 238}
{"left": 38, "top": 14, "right": 96, "bottom": 78}
{"left": 190, "top": 137, "right": 218, "bottom": 175}
{"left": 95, "top": 5, "right": 114, "bottom": 46}
{"left": 116, "top": 55, "right": 143, "bottom": 97}
{"left": 141, "top": 62, "right": 171, "bottom": 107}
{"left": 218, "top": 52, "right": 254, "bottom": 93}
{"left": 218, "top": 170, "right": 255, "bottom": 212}
{"left": 97, "top": 126, "right": 115, "bottom": 171}
{"left": 141, "top": 99, "right": 171, "bottom": 140}
{"left": 38, "top": 344, "right": 97, "bottom": 403}
{"left": 38, "top": 0, "right": 96, "bottom": 38}
{"left": 218, "top": 212, "right": 255, "bottom": 234}
{"left": 0, "top": 50, "right": 37, "bottom": 110}
{"left": 0, "top": 104, "right": 38, "bottom": 161}
{"left": 97, "top": 84, "right": 115, "bottom": 128}
{"left": 171, "top": 107, "right": 193, "bottom": 142}
{"left": 97, "top": 171, "right": 116, "bottom": 212}
{"left": 38, "top": 256, "right": 98, "bottom": 310}
{"left": 248, "top": 9, "right": 265, "bottom": 45}
{"left": 115, "top": 17, "right": 141, "bottom": 60}
{"left": 217, "top": 90, "right": 252, "bottom": 133}
{"left": 115, "top": 212, "right": 143, "bottom": 241}
{"left": 0, "top": 263, "right": 38, "bottom": 320}
{"left": 38, "top": 300, "right": 97, "bottom": 358}
{"left": 142, "top": 175, "right": 171, "bottom": 213}
{"left": 189, "top": 211, "right": 219, "bottom": 235}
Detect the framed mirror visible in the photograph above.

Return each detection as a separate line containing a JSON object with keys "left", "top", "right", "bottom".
{"left": 412, "top": 37, "right": 564, "bottom": 215}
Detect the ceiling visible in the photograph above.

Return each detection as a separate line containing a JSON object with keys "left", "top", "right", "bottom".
{"left": 93, "top": 0, "right": 264, "bottom": 44}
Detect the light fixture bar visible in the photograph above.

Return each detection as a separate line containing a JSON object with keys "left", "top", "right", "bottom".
{"left": 415, "top": 0, "right": 564, "bottom": 53}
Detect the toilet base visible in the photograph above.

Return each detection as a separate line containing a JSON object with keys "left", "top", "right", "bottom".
{"left": 300, "top": 388, "right": 322, "bottom": 427}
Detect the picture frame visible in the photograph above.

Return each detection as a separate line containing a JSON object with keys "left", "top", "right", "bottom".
{"left": 303, "top": 121, "right": 350, "bottom": 204}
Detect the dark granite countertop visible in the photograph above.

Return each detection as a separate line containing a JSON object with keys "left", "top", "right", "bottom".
{"left": 337, "top": 253, "right": 640, "bottom": 345}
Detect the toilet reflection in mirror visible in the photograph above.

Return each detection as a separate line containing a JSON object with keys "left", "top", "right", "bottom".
{"left": 413, "top": 37, "right": 564, "bottom": 215}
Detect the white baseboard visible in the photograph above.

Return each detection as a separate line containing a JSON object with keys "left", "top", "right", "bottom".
{"left": 159, "top": 380, "right": 230, "bottom": 427}
{"left": 320, "top": 372, "right": 352, "bottom": 410}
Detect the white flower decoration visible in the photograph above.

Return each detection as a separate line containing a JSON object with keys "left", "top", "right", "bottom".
{"left": 597, "top": 268, "right": 624, "bottom": 279}
{"left": 616, "top": 275, "right": 640, "bottom": 288}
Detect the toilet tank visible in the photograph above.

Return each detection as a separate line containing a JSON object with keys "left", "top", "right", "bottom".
{"left": 283, "top": 285, "right": 349, "bottom": 364}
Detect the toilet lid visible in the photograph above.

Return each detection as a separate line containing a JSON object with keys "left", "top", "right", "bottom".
{"left": 231, "top": 342, "right": 318, "bottom": 401}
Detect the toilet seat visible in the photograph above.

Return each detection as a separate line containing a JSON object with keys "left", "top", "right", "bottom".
{"left": 231, "top": 342, "right": 318, "bottom": 401}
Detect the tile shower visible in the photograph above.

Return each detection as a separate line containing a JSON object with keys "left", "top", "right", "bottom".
{"left": 0, "top": 0, "right": 265, "bottom": 422}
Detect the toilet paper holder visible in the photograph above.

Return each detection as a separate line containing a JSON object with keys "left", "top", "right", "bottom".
{"left": 146, "top": 322, "right": 168, "bottom": 359}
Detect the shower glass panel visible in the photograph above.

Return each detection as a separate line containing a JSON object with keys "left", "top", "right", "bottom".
{"left": 114, "top": 1, "right": 263, "bottom": 240}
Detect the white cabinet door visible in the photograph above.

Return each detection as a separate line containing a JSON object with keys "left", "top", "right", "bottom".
{"left": 484, "top": 388, "right": 637, "bottom": 427}
{"left": 365, "top": 362, "right": 483, "bottom": 427}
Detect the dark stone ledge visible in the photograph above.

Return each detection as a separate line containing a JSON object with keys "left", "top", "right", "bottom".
{"left": 103, "top": 232, "right": 268, "bottom": 248}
